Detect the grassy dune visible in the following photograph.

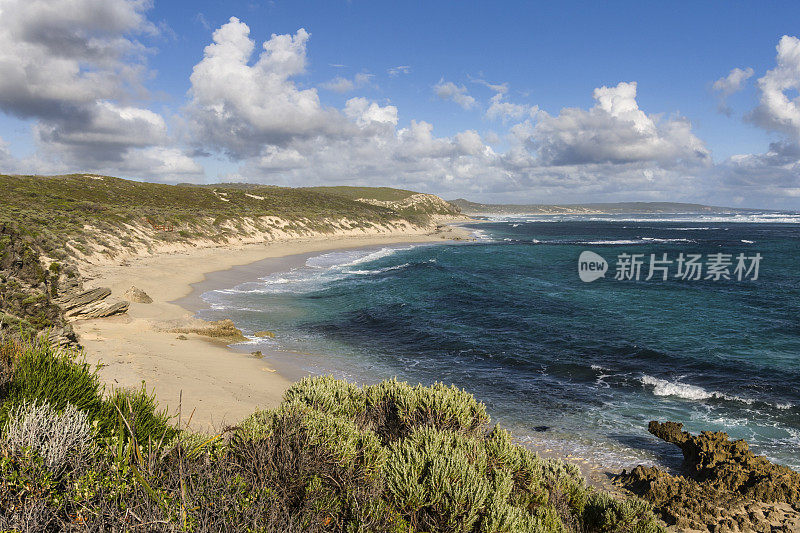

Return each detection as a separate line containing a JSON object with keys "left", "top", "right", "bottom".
{"left": 0, "top": 174, "right": 460, "bottom": 262}
{"left": 0, "top": 338, "right": 663, "bottom": 532}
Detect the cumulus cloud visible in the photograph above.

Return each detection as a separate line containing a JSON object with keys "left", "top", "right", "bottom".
{"left": 321, "top": 72, "right": 375, "bottom": 93}
{"left": 187, "top": 18, "right": 349, "bottom": 158}
{"left": 0, "top": 0, "right": 201, "bottom": 181}
{"left": 343, "top": 97, "right": 398, "bottom": 126}
{"left": 433, "top": 79, "right": 477, "bottom": 109}
{"left": 529, "top": 82, "right": 710, "bottom": 167}
{"left": 716, "top": 36, "right": 800, "bottom": 203}
{"left": 713, "top": 67, "right": 754, "bottom": 114}
{"left": 486, "top": 93, "right": 539, "bottom": 122}
{"left": 0, "top": 7, "right": 760, "bottom": 203}
{"left": 748, "top": 35, "right": 800, "bottom": 139}
{"left": 185, "top": 19, "right": 715, "bottom": 201}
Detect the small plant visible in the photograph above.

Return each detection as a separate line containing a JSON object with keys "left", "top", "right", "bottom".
{"left": 2, "top": 400, "right": 94, "bottom": 475}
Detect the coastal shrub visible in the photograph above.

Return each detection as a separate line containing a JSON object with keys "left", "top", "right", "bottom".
{"left": 0, "top": 339, "right": 174, "bottom": 446}
{"left": 0, "top": 340, "right": 103, "bottom": 427}
{"left": 284, "top": 376, "right": 491, "bottom": 442}
{"left": 2, "top": 400, "right": 94, "bottom": 475}
{"left": 231, "top": 403, "right": 395, "bottom": 530}
{"left": 582, "top": 492, "right": 664, "bottom": 533}
{"left": 385, "top": 426, "right": 493, "bottom": 532}
{"left": 99, "top": 385, "right": 176, "bottom": 445}
{"left": 0, "top": 340, "right": 666, "bottom": 532}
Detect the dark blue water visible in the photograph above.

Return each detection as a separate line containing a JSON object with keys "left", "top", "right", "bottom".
{"left": 200, "top": 213, "right": 800, "bottom": 470}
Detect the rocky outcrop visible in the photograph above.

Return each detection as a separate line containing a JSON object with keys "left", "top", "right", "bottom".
{"left": 616, "top": 421, "right": 800, "bottom": 531}
{"left": 124, "top": 286, "right": 152, "bottom": 304}
{"left": 60, "top": 287, "right": 112, "bottom": 311}
{"left": 61, "top": 287, "right": 129, "bottom": 319}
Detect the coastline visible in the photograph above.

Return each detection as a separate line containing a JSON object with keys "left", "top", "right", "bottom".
{"left": 72, "top": 225, "right": 472, "bottom": 432}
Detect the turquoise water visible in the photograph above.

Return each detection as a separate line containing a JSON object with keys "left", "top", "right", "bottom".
{"left": 200, "top": 213, "right": 800, "bottom": 470}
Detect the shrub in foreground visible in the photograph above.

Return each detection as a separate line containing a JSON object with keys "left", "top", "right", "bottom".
{"left": 0, "top": 338, "right": 664, "bottom": 532}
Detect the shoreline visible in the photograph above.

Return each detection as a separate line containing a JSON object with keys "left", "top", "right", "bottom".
{"left": 72, "top": 226, "right": 473, "bottom": 432}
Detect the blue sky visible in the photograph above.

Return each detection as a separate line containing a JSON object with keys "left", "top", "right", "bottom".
{"left": 1, "top": 1, "right": 800, "bottom": 208}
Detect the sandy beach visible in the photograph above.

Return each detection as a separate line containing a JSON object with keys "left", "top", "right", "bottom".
{"left": 72, "top": 225, "right": 471, "bottom": 432}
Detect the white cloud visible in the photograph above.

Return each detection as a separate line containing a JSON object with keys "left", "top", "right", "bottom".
{"left": 387, "top": 65, "right": 410, "bottom": 77}
{"left": 433, "top": 79, "right": 477, "bottom": 110}
{"left": 713, "top": 67, "right": 754, "bottom": 114}
{"left": 470, "top": 77, "right": 509, "bottom": 94}
{"left": 0, "top": 0, "right": 203, "bottom": 180}
{"left": 187, "top": 18, "right": 348, "bottom": 158}
{"left": 715, "top": 36, "right": 800, "bottom": 203}
{"left": 530, "top": 82, "right": 709, "bottom": 167}
{"left": 5, "top": 9, "right": 790, "bottom": 205}
{"left": 343, "top": 97, "right": 398, "bottom": 126}
{"left": 486, "top": 93, "right": 539, "bottom": 122}
{"left": 321, "top": 72, "right": 375, "bottom": 93}
{"left": 713, "top": 67, "right": 754, "bottom": 96}
{"left": 748, "top": 35, "right": 800, "bottom": 139}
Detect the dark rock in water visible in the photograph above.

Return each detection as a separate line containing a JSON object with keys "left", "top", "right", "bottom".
{"left": 616, "top": 421, "right": 800, "bottom": 531}
{"left": 533, "top": 425, "right": 550, "bottom": 432}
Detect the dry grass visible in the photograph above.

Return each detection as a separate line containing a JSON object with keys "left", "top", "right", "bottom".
{"left": 170, "top": 319, "right": 247, "bottom": 343}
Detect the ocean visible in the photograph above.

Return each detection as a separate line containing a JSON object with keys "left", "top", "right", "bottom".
{"left": 198, "top": 213, "right": 800, "bottom": 471}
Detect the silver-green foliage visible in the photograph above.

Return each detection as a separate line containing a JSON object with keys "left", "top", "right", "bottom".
{"left": 284, "top": 375, "right": 491, "bottom": 441}
{"left": 2, "top": 400, "right": 94, "bottom": 475}
{"left": 236, "top": 376, "right": 665, "bottom": 532}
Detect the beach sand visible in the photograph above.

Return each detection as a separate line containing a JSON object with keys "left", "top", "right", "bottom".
{"left": 72, "top": 225, "right": 471, "bottom": 432}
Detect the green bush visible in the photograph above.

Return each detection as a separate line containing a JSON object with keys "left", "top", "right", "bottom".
{"left": 0, "top": 341, "right": 103, "bottom": 427}
{"left": 582, "top": 492, "right": 664, "bottom": 533}
{"left": 232, "top": 402, "right": 394, "bottom": 530}
{"left": 99, "top": 386, "right": 176, "bottom": 445}
{"left": 284, "top": 376, "right": 491, "bottom": 442}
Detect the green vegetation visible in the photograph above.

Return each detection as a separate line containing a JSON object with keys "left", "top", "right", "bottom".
{"left": 0, "top": 224, "right": 71, "bottom": 341}
{"left": 0, "top": 174, "right": 458, "bottom": 262}
{"left": 302, "top": 186, "right": 418, "bottom": 202}
{"left": 0, "top": 338, "right": 664, "bottom": 532}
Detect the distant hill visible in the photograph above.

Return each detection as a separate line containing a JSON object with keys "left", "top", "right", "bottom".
{"left": 449, "top": 199, "right": 750, "bottom": 215}
{"left": 0, "top": 174, "right": 461, "bottom": 264}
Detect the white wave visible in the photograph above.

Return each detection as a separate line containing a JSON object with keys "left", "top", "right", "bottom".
{"left": 641, "top": 375, "right": 713, "bottom": 400}
{"left": 664, "top": 227, "right": 717, "bottom": 230}
{"left": 344, "top": 263, "right": 411, "bottom": 275}
{"left": 638, "top": 375, "right": 792, "bottom": 409}
{"left": 506, "top": 213, "right": 800, "bottom": 224}
{"left": 741, "top": 239, "right": 755, "bottom": 244}
{"left": 581, "top": 239, "right": 644, "bottom": 245}
{"left": 472, "top": 229, "right": 494, "bottom": 240}
{"left": 305, "top": 246, "right": 412, "bottom": 269}
{"left": 639, "top": 237, "right": 695, "bottom": 243}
